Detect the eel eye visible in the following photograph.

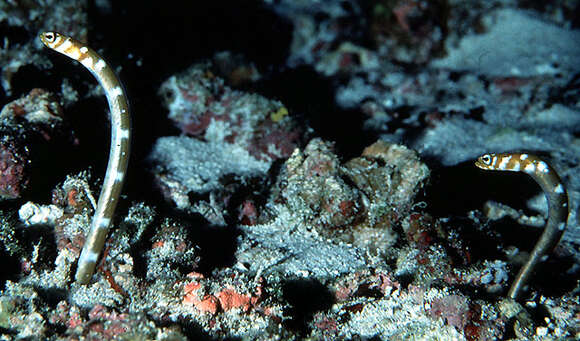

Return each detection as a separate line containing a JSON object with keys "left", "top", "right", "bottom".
{"left": 43, "top": 32, "right": 56, "bottom": 43}
{"left": 481, "top": 154, "right": 492, "bottom": 165}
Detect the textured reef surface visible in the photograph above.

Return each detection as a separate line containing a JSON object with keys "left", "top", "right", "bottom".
{"left": 0, "top": 0, "right": 579, "bottom": 340}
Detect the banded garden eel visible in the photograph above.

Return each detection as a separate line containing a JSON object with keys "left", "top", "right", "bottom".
{"left": 40, "top": 32, "right": 131, "bottom": 284}
{"left": 475, "top": 153, "right": 568, "bottom": 300}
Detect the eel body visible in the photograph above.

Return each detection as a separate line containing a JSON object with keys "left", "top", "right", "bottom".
{"left": 475, "top": 153, "right": 568, "bottom": 299}
{"left": 40, "top": 32, "right": 131, "bottom": 284}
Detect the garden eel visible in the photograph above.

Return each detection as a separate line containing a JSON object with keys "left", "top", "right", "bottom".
{"left": 475, "top": 153, "right": 568, "bottom": 300}
{"left": 40, "top": 32, "right": 131, "bottom": 284}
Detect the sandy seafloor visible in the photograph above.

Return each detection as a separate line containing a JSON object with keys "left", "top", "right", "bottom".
{"left": 0, "top": 1, "right": 579, "bottom": 340}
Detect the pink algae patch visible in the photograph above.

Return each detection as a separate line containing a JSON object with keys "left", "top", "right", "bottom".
{"left": 196, "top": 295, "right": 220, "bottom": 315}
{"left": 183, "top": 282, "right": 214, "bottom": 313}
{"left": 183, "top": 282, "right": 220, "bottom": 315}
{"left": 86, "top": 304, "right": 130, "bottom": 337}
{"left": 183, "top": 281, "right": 201, "bottom": 296}
{"left": 88, "top": 304, "right": 128, "bottom": 321}
{"left": 216, "top": 288, "right": 254, "bottom": 312}
{"left": 183, "top": 275, "right": 263, "bottom": 315}
{"left": 66, "top": 311, "right": 83, "bottom": 329}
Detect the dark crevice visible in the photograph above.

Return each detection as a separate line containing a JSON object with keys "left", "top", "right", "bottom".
{"left": 194, "top": 224, "right": 241, "bottom": 276}
{"left": 282, "top": 278, "right": 334, "bottom": 335}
